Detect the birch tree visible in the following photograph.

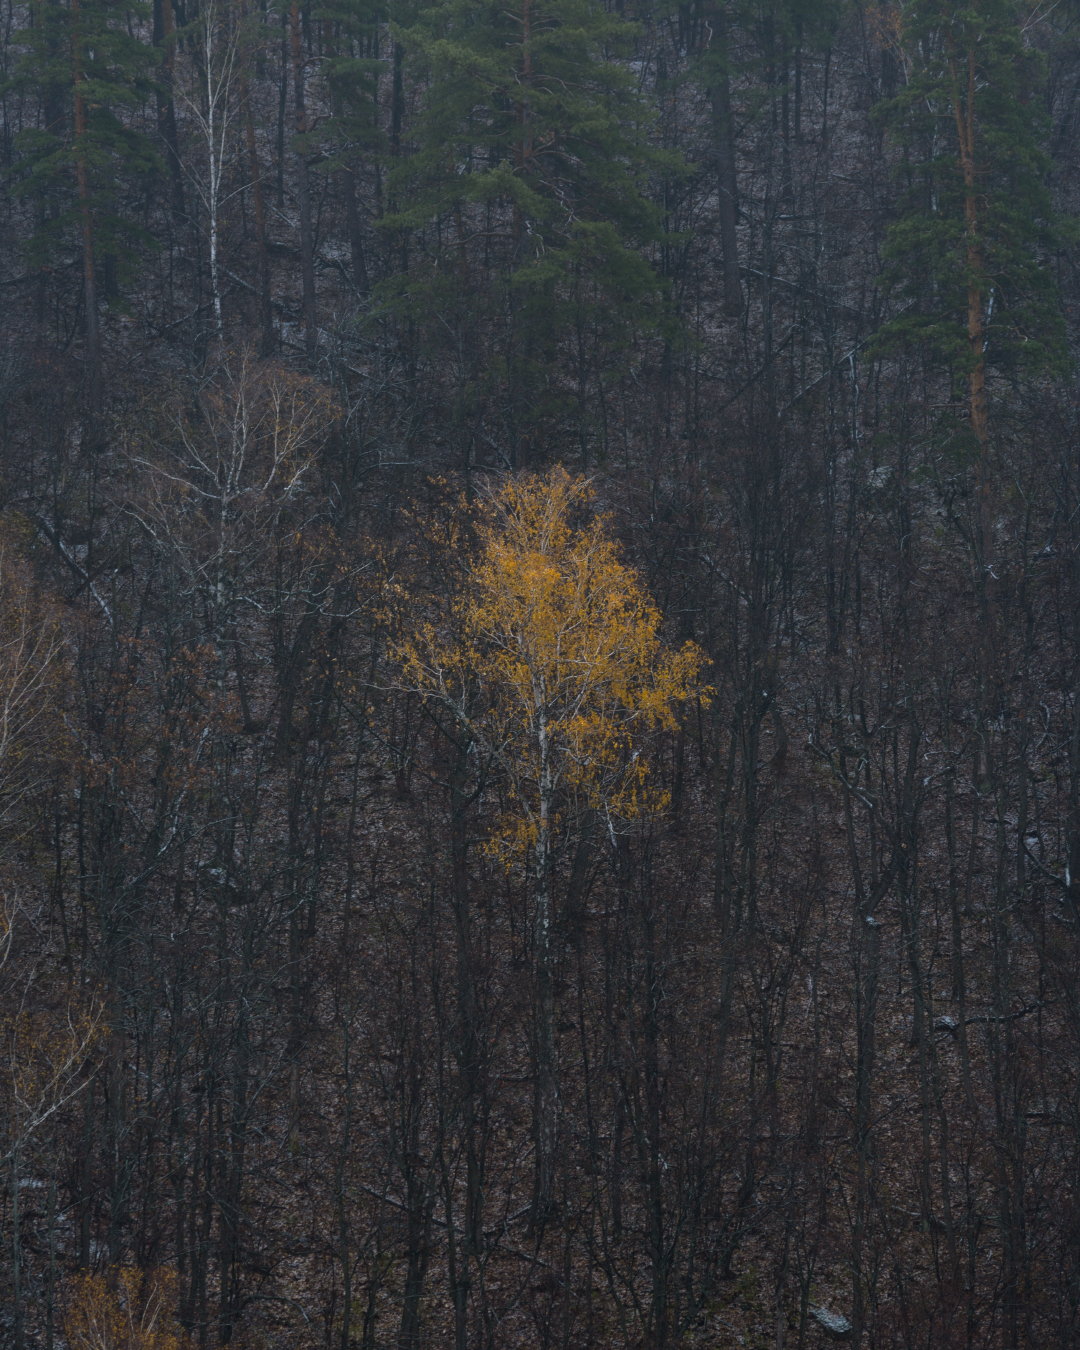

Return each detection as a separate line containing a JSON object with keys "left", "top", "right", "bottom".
{"left": 399, "top": 468, "right": 705, "bottom": 1222}
{"left": 178, "top": 0, "right": 243, "bottom": 344}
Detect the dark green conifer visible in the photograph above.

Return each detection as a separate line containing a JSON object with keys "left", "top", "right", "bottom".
{"left": 383, "top": 0, "right": 675, "bottom": 463}
{"left": 7, "top": 0, "right": 160, "bottom": 414}
{"left": 874, "top": 0, "right": 1067, "bottom": 449}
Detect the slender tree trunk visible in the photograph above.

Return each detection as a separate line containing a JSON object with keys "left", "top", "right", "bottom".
{"left": 344, "top": 168, "right": 369, "bottom": 293}
{"left": 780, "top": 35, "right": 793, "bottom": 201}
{"left": 240, "top": 1, "right": 274, "bottom": 351}
{"left": 398, "top": 1184, "right": 433, "bottom": 1350}
{"left": 610, "top": 1091, "right": 625, "bottom": 1241}
{"left": 203, "top": 16, "right": 225, "bottom": 346}
{"left": 78, "top": 1078, "right": 93, "bottom": 1270}
{"left": 532, "top": 708, "right": 557, "bottom": 1229}
{"left": 398, "top": 1042, "right": 433, "bottom": 1350}
{"left": 35, "top": 8, "right": 65, "bottom": 327}
{"left": 642, "top": 871, "right": 668, "bottom": 1350}
{"left": 707, "top": 5, "right": 744, "bottom": 317}
{"left": 45, "top": 1137, "right": 59, "bottom": 1350}
{"left": 391, "top": 39, "right": 404, "bottom": 159}
{"left": 851, "top": 911, "right": 881, "bottom": 1350}
{"left": 711, "top": 704, "right": 744, "bottom": 1081}
{"left": 389, "top": 40, "right": 406, "bottom": 277}
{"left": 336, "top": 752, "right": 364, "bottom": 1350}
{"left": 290, "top": 0, "right": 318, "bottom": 361}
{"left": 324, "top": 15, "right": 369, "bottom": 297}
{"left": 217, "top": 1012, "right": 249, "bottom": 1345}
{"left": 450, "top": 737, "right": 483, "bottom": 1283}
{"left": 12, "top": 1142, "right": 24, "bottom": 1350}
{"left": 821, "top": 48, "right": 832, "bottom": 146}
{"left": 949, "top": 45, "right": 988, "bottom": 451}
{"left": 1067, "top": 693, "right": 1080, "bottom": 932}
{"left": 287, "top": 902, "right": 303, "bottom": 1156}
{"left": 277, "top": 17, "right": 287, "bottom": 207}
{"left": 154, "top": 0, "right": 185, "bottom": 219}
{"left": 72, "top": 0, "right": 102, "bottom": 426}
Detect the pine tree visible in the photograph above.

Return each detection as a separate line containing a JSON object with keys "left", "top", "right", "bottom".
{"left": 316, "top": 0, "right": 385, "bottom": 295}
{"left": 6, "top": 0, "right": 160, "bottom": 420}
{"left": 382, "top": 0, "right": 674, "bottom": 464}
{"left": 874, "top": 0, "right": 1067, "bottom": 450}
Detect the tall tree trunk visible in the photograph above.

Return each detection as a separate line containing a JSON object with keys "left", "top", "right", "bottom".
{"left": 290, "top": 1, "right": 317, "bottom": 360}
{"left": 642, "top": 865, "right": 668, "bottom": 1350}
{"left": 397, "top": 960, "right": 433, "bottom": 1350}
{"left": 153, "top": 0, "right": 185, "bottom": 219}
{"left": 277, "top": 17, "right": 288, "bottom": 207}
{"left": 36, "top": 9, "right": 65, "bottom": 328}
{"left": 948, "top": 43, "right": 988, "bottom": 451}
{"left": 851, "top": 910, "right": 881, "bottom": 1350}
{"left": 345, "top": 168, "right": 369, "bottom": 294}
{"left": 707, "top": 5, "right": 744, "bottom": 317}
{"left": 240, "top": 1, "right": 274, "bottom": 353}
{"left": 532, "top": 708, "right": 557, "bottom": 1229}
{"left": 398, "top": 1140, "right": 433, "bottom": 1350}
{"left": 450, "top": 737, "right": 483, "bottom": 1308}
{"left": 12, "top": 1140, "right": 24, "bottom": 1350}
{"left": 72, "top": 0, "right": 103, "bottom": 428}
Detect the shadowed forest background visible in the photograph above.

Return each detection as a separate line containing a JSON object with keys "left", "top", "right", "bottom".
{"left": 1, "top": 0, "right": 1080, "bottom": 1346}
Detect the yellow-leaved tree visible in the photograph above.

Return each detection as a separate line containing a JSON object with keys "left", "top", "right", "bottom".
{"left": 399, "top": 468, "right": 706, "bottom": 1220}
{"left": 63, "top": 1267, "right": 187, "bottom": 1350}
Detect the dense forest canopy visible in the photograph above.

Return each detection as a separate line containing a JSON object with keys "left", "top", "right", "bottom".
{"left": 1, "top": 0, "right": 1079, "bottom": 1347}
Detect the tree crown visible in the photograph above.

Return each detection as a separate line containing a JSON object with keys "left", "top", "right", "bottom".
{"left": 399, "top": 468, "right": 707, "bottom": 853}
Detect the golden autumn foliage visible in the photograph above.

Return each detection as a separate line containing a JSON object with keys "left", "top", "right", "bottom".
{"left": 399, "top": 468, "right": 707, "bottom": 852}
{"left": 63, "top": 1267, "right": 187, "bottom": 1350}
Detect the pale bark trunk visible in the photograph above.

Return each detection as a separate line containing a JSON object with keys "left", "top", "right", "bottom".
{"left": 205, "top": 17, "right": 224, "bottom": 345}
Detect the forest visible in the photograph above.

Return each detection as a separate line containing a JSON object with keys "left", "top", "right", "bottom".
{"left": 0, "top": 0, "right": 1079, "bottom": 1345}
